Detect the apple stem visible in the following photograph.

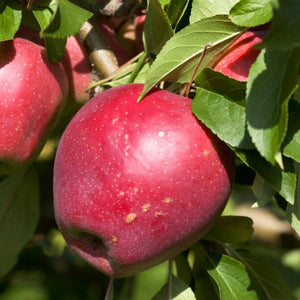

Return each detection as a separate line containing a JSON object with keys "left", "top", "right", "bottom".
{"left": 183, "top": 42, "right": 212, "bottom": 98}
{"left": 104, "top": 277, "right": 114, "bottom": 300}
{"left": 168, "top": 259, "right": 173, "bottom": 300}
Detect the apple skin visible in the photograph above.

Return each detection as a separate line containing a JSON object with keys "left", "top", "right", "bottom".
{"left": 214, "top": 28, "right": 268, "bottom": 81}
{"left": 63, "top": 36, "right": 92, "bottom": 103}
{"left": 0, "top": 38, "right": 68, "bottom": 173}
{"left": 53, "top": 83, "right": 235, "bottom": 277}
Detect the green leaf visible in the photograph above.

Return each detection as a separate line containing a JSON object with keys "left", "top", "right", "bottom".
{"left": 260, "top": 0, "right": 300, "bottom": 50}
{"left": 204, "top": 216, "right": 254, "bottom": 244}
{"left": 282, "top": 100, "right": 300, "bottom": 162}
{"left": 0, "top": 167, "right": 40, "bottom": 278}
{"left": 174, "top": 254, "right": 192, "bottom": 285}
{"left": 144, "top": 0, "right": 174, "bottom": 55}
{"left": 286, "top": 162, "right": 300, "bottom": 235}
{"left": 229, "top": 0, "right": 273, "bottom": 27}
{"left": 191, "top": 84, "right": 253, "bottom": 149}
{"left": 167, "top": 0, "right": 188, "bottom": 27}
{"left": 188, "top": 243, "right": 220, "bottom": 300}
{"left": 236, "top": 251, "right": 297, "bottom": 300}
{"left": 252, "top": 174, "right": 275, "bottom": 206}
{"left": 41, "top": 0, "right": 93, "bottom": 38}
{"left": 234, "top": 149, "right": 296, "bottom": 204}
{"left": 206, "top": 254, "right": 259, "bottom": 300}
{"left": 195, "top": 68, "right": 247, "bottom": 101}
{"left": 190, "top": 0, "right": 239, "bottom": 24}
{"left": 44, "top": 37, "right": 67, "bottom": 62}
{"left": 151, "top": 275, "right": 196, "bottom": 300}
{"left": 0, "top": 2, "right": 22, "bottom": 41}
{"left": 139, "top": 15, "right": 242, "bottom": 100}
{"left": 246, "top": 47, "right": 300, "bottom": 165}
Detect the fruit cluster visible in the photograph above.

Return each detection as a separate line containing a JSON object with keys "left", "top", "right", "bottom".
{"left": 1, "top": 15, "right": 266, "bottom": 278}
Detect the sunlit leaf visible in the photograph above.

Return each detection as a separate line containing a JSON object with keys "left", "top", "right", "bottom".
{"left": 229, "top": 0, "right": 273, "bottom": 27}
{"left": 0, "top": 2, "right": 22, "bottom": 41}
{"left": 139, "top": 15, "right": 242, "bottom": 100}
{"left": 207, "top": 254, "right": 259, "bottom": 300}
{"left": 190, "top": 0, "right": 239, "bottom": 23}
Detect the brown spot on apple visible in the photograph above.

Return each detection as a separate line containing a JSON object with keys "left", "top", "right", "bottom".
{"left": 164, "top": 197, "right": 172, "bottom": 203}
{"left": 142, "top": 204, "right": 150, "bottom": 212}
{"left": 126, "top": 213, "right": 137, "bottom": 223}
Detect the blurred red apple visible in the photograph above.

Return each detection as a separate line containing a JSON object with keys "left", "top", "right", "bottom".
{"left": 98, "top": 16, "right": 131, "bottom": 65}
{"left": 53, "top": 83, "right": 235, "bottom": 277}
{"left": 214, "top": 28, "right": 268, "bottom": 81}
{"left": 63, "top": 36, "right": 92, "bottom": 103}
{"left": 0, "top": 37, "right": 68, "bottom": 173}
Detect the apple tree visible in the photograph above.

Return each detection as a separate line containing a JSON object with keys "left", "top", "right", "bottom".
{"left": 0, "top": 0, "right": 300, "bottom": 299}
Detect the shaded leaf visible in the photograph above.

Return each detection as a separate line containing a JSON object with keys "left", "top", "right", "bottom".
{"left": 234, "top": 149, "right": 296, "bottom": 204}
{"left": 0, "top": 167, "right": 40, "bottom": 278}
{"left": 237, "top": 251, "right": 297, "bottom": 300}
{"left": 286, "top": 162, "right": 300, "bottom": 236}
{"left": 174, "top": 254, "right": 192, "bottom": 285}
{"left": 152, "top": 275, "right": 196, "bottom": 299}
{"left": 229, "top": 0, "right": 273, "bottom": 27}
{"left": 260, "top": 0, "right": 300, "bottom": 50}
{"left": 140, "top": 15, "right": 242, "bottom": 100}
{"left": 252, "top": 174, "right": 275, "bottom": 206}
{"left": 246, "top": 47, "right": 300, "bottom": 165}
{"left": 144, "top": 0, "right": 174, "bottom": 55}
{"left": 204, "top": 216, "right": 254, "bottom": 244}
{"left": 282, "top": 100, "right": 300, "bottom": 162}
{"left": 167, "top": 0, "right": 188, "bottom": 27}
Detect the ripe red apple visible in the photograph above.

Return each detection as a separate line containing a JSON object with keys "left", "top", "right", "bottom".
{"left": 214, "top": 28, "right": 268, "bottom": 81}
{"left": 53, "top": 83, "right": 235, "bottom": 277}
{"left": 0, "top": 37, "right": 68, "bottom": 173}
{"left": 63, "top": 36, "right": 92, "bottom": 103}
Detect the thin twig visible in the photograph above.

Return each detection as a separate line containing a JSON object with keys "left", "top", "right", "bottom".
{"left": 184, "top": 42, "right": 212, "bottom": 98}
{"left": 104, "top": 277, "right": 114, "bottom": 300}
{"left": 168, "top": 259, "right": 173, "bottom": 300}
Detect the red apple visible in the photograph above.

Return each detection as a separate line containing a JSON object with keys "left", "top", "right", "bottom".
{"left": 0, "top": 37, "right": 68, "bottom": 173}
{"left": 63, "top": 36, "right": 92, "bottom": 103}
{"left": 98, "top": 16, "right": 131, "bottom": 65}
{"left": 53, "top": 83, "right": 235, "bottom": 277}
{"left": 214, "top": 28, "right": 268, "bottom": 81}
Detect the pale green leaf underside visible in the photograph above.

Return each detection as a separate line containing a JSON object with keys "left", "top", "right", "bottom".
{"left": 190, "top": 0, "right": 239, "bottom": 24}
